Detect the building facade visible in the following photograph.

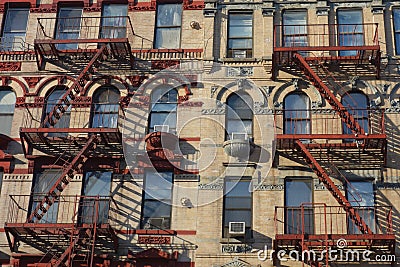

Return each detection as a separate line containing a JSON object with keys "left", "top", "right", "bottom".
{"left": 0, "top": 0, "right": 399, "bottom": 266}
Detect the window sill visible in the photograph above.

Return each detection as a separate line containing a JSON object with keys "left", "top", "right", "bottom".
{"left": 220, "top": 237, "right": 255, "bottom": 244}
{"left": 220, "top": 57, "right": 257, "bottom": 63}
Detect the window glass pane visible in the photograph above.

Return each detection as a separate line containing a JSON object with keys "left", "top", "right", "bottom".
{"left": 285, "top": 120, "right": 310, "bottom": 134}
{"left": 155, "top": 28, "right": 181, "bottom": 49}
{"left": 394, "top": 9, "right": 400, "bottom": 31}
{"left": 228, "top": 39, "right": 252, "bottom": 49}
{"left": 0, "top": 89, "right": 16, "bottom": 114}
{"left": 224, "top": 210, "right": 251, "bottom": 226}
{"left": 143, "top": 200, "right": 172, "bottom": 217}
{"left": 226, "top": 120, "right": 252, "bottom": 137}
{"left": 285, "top": 179, "right": 312, "bottom": 206}
{"left": 1, "top": 8, "right": 29, "bottom": 51}
{"left": 157, "top": 4, "right": 182, "bottom": 27}
{"left": 225, "top": 197, "right": 251, "bottom": 209}
{"left": 103, "top": 4, "right": 128, "bottom": 17}
{"left": 338, "top": 10, "right": 362, "bottom": 25}
{"left": 83, "top": 171, "right": 112, "bottom": 196}
{"left": 284, "top": 94, "right": 309, "bottom": 110}
{"left": 56, "top": 7, "right": 82, "bottom": 49}
{"left": 150, "top": 112, "right": 177, "bottom": 128}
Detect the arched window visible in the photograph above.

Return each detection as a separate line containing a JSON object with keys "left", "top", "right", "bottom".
{"left": 341, "top": 91, "right": 369, "bottom": 135}
{"left": 284, "top": 93, "right": 310, "bottom": 134}
{"left": 0, "top": 87, "right": 16, "bottom": 136}
{"left": 43, "top": 87, "right": 71, "bottom": 136}
{"left": 149, "top": 86, "right": 178, "bottom": 133}
{"left": 226, "top": 92, "right": 253, "bottom": 140}
{"left": 90, "top": 86, "right": 120, "bottom": 128}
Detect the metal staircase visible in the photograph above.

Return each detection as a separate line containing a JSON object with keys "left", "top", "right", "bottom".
{"left": 27, "top": 135, "right": 98, "bottom": 223}
{"left": 292, "top": 53, "right": 365, "bottom": 135}
{"left": 41, "top": 45, "right": 109, "bottom": 127}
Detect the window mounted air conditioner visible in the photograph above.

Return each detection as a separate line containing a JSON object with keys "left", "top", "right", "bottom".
{"left": 154, "top": 125, "right": 170, "bottom": 133}
{"left": 229, "top": 221, "right": 246, "bottom": 235}
{"left": 231, "top": 132, "right": 248, "bottom": 140}
{"left": 144, "top": 218, "right": 165, "bottom": 229}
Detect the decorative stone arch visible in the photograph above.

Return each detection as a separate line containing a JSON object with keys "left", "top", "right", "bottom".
{"left": 36, "top": 76, "right": 75, "bottom": 98}
{"left": 388, "top": 82, "right": 400, "bottom": 107}
{"left": 0, "top": 77, "right": 28, "bottom": 97}
{"left": 215, "top": 79, "right": 267, "bottom": 107}
{"left": 220, "top": 258, "right": 251, "bottom": 267}
{"left": 273, "top": 79, "right": 322, "bottom": 109}
{"left": 339, "top": 77, "right": 383, "bottom": 107}
{"left": 137, "top": 73, "right": 192, "bottom": 103}
{"left": 84, "top": 75, "right": 131, "bottom": 97}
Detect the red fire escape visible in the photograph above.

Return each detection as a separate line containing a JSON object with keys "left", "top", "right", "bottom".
{"left": 4, "top": 16, "right": 134, "bottom": 267}
{"left": 272, "top": 23, "right": 395, "bottom": 266}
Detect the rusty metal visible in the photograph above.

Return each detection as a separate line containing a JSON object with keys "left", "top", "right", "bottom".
{"left": 27, "top": 135, "right": 98, "bottom": 223}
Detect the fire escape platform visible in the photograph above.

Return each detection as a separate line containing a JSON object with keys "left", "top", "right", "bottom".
{"left": 20, "top": 129, "right": 123, "bottom": 157}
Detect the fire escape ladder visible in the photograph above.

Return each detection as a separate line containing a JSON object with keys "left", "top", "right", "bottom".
{"left": 27, "top": 135, "right": 99, "bottom": 223}
{"left": 41, "top": 45, "right": 110, "bottom": 127}
{"left": 292, "top": 53, "right": 365, "bottom": 135}
{"left": 294, "top": 140, "right": 373, "bottom": 235}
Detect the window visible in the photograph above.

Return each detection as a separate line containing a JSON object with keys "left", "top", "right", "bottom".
{"left": 341, "top": 92, "right": 369, "bottom": 138}
{"left": 1, "top": 7, "right": 29, "bottom": 51}
{"left": 80, "top": 171, "right": 112, "bottom": 224}
{"left": 142, "top": 171, "right": 173, "bottom": 229}
{"left": 90, "top": 86, "right": 120, "bottom": 128}
{"left": 347, "top": 181, "right": 375, "bottom": 234}
{"left": 43, "top": 87, "right": 71, "bottom": 136}
{"left": 227, "top": 13, "right": 253, "bottom": 58}
{"left": 282, "top": 10, "right": 308, "bottom": 48}
{"left": 393, "top": 9, "right": 400, "bottom": 55}
{"left": 100, "top": 4, "right": 128, "bottom": 39}
{"left": 0, "top": 88, "right": 16, "bottom": 136}
{"left": 285, "top": 178, "right": 314, "bottom": 234}
{"left": 55, "top": 6, "right": 83, "bottom": 50}
{"left": 337, "top": 9, "right": 364, "bottom": 56}
{"left": 30, "top": 170, "right": 62, "bottom": 223}
{"left": 226, "top": 92, "right": 253, "bottom": 140}
{"left": 149, "top": 86, "right": 178, "bottom": 133}
{"left": 155, "top": 3, "right": 182, "bottom": 49}
{"left": 284, "top": 93, "right": 310, "bottom": 134}
{"left": 223, "top": 177, "right": 252, "bottom": 238}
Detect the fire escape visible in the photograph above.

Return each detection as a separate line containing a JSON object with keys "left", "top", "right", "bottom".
{"left": 272, "top": 23, "right": 395, "bottom": 266}
{"left": 4, "top": 16, "right": 135, "bottom": 266}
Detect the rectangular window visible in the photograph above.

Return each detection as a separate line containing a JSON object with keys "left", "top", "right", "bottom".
{"left": 80, "top": 171, "right": 112, "bottom": 224}
{"left": 347, "top": 181, "right": 376, "bottom": 234}
{"left": 0, "top": 89, "right": 16, "bottom": 136}
{"left": 1, "top": 7, "right": 29, "bottom": 51}
{"left": 282, "top": 10, "right": 308, "bottom": 48}
{"left": 223, "top": 177, "right": 252, "bottom": 238}
{"left": 285, "top": 178, "right": 314, "bottom": 234}
{"left": 337, "top": 9, "right": 364, "bottom": 56}
{"left": 142, "top": 171, "right": 173, "bottom": 229}
{"left": 228, "top": 13, "right": 253, "bottom": 58}
{"left": 55, "top": 6, "right": 83, "bottom": 50}
{"left": 30, "top": 170, "right": 62, "bottom": 223}
{"left": 100, "top": 4, "right": 128, "bottom": 39}
{"left": 393, "top": 9, "right": 400, "bottom": 55}
{"left": 155, "top": 4, "right": 182, "bottom": 49}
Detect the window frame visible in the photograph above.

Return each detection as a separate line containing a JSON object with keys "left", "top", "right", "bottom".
{"left": 141, "top": 170, "right": 174, "bottom": 230}
{"left": 283, "top": 92, "right": 311, "bottom": 135}
{"left": 154, "top": 3, "right": 183, "bottom": 49}
{"left": 223, "top": 177, "right": 252, "bottom": 238}
{"left": 227, "top": 12, "right": 253, "bottom": 58}
{"left": 284, "top": 177, "right": 314, "bottom": 235}
{"left": 0, "top": 87, "right": 16, "bottom": 136}
{"left": 148, "top": 87, "right": 178, "bottom": 134}
{"left": 1, "top": 6, "right": 29, "bottom": 51}
{"left": 337, "top": 9, "right": 364, "bottom": 56}
{"left": 42, "top": 86, "right": 71, "bottom": 135}
{"left": 282, "top": 9, "right": 308, "bottom": 48}
{"left": 225, "top": 92, "right": 253, "bottom": 140}
{"left": 90, "top": 85, "right": 121, "bottom": 128}
{"left": 393, "top": 8, "right": 400, "bottom": 55}
{"left": 55, "top": 6, "right": 83, "bottom": 50}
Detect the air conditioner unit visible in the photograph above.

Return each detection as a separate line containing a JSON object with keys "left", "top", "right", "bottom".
{"left": 233, "top": 50, "right": 246, "bottom": 58}
{"left": 229, "top": 222, "right": 246, "bottom": 235}
{"left": 154, "top": 125, "right": 169, "bottom": 133}
{"left": 231, "top": 132, "right": 248, "bottom": 140}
